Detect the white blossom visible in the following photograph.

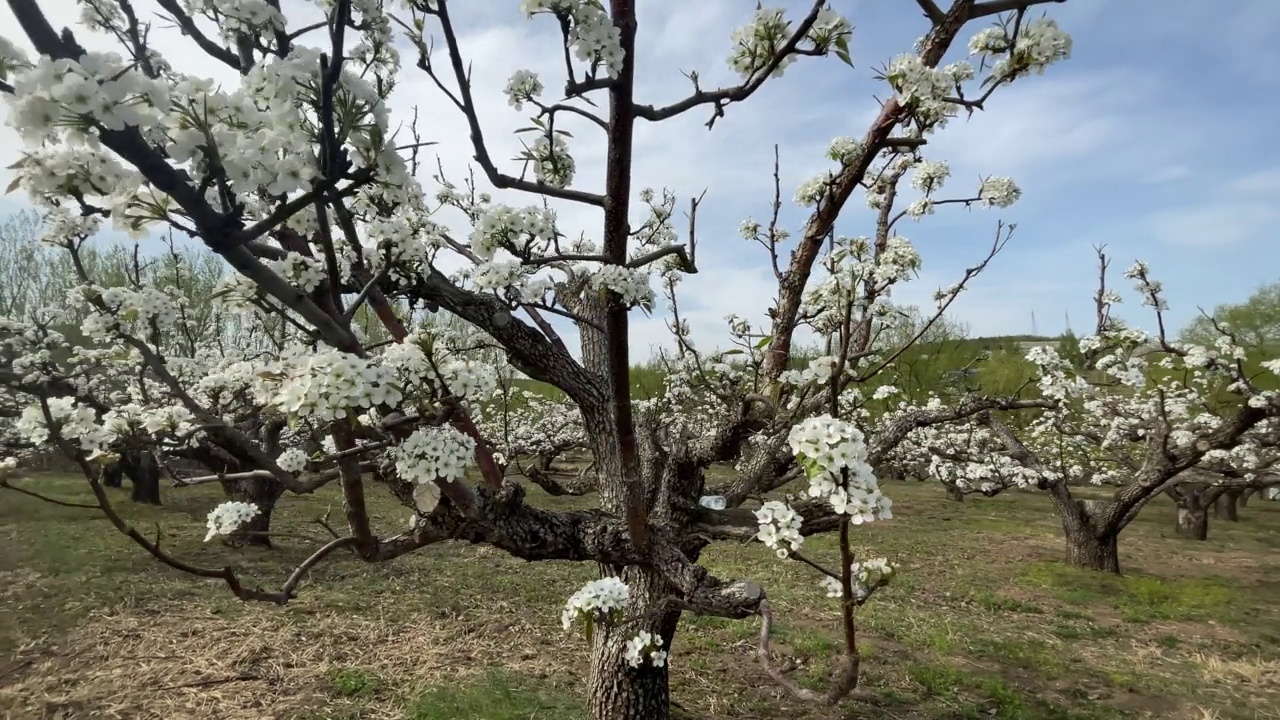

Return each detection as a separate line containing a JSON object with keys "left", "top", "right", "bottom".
{"left": 204, "top": 501, "right": 261, "bottom": 542}
{"left": 562, "top": 576, "right": 630, "bottom": 631}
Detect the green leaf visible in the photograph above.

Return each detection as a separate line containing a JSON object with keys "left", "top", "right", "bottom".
{"left": 755, "top": 335, "right": 773, "bottom": 350}
{"left": 554, "top": 129, "right": 574, "bottom": 138}
{"left": 4, "top": 176, "right": 21, "bottom": 195}
{"left": 514, "top": 126, "right": 541, "bottom": 134}
{"left": 835, "top": 46, "right": 854, "bottom": 68}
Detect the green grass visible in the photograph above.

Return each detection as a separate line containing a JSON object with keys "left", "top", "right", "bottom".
{"left": 1017, "top": 562, "right": 1238, "bottom": 623}
{"left": 405, "top": 668, "right": 586, "bottom": 720}
{"left": 328, "top": 667, "right": 383, "bottom": 698}
{"left": 1, "top": 474, "right": 1277, "bottom": 719}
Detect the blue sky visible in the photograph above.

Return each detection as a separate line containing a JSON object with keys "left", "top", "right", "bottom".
{"left": 1, "top": 0, "right": 1277, "bottom": 355}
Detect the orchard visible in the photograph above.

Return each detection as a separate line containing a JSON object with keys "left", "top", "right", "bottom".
{"left": 1, "top": 1, "right": 1276, "bottom": 719}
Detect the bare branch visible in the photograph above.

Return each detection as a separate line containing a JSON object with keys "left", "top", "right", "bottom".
{"left": 153, "top": 0, "right": 242, "bottom": 71}
{"left": 0, "top": 478, "right": 103, "bottom": 509}
{"left": 427, "top": 0, "right": 606, "bottom": 207}
{"left": 633, "top": 1, "right": 827, "bottom": 127}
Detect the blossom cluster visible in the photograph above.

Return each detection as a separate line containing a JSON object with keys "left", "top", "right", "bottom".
{"left": 16, "top": 397, "right": 108, "bottom": 454}
{"left": 276, "top": 447, "right": 309, "bottom": 474}
{"left": 394, "top": 426, "right": 477, "bottom": 484}
{"left": 79, "top": 285, "right": 180, "bottom": 342}
{"left": 0, "top": 456, "right": 20, "bottom": 480}
{"left": 727, "top": 5, "right": 852, "bottom": 80}
{"left": 779, "top": 355, "right": 839, "bottom": 387}
{"left": 256, "top": 347, "right": 402, "bottom": 421}
{"left": 818, "top": 558, "right": 896, "bottom": 601}
{"left": 504, "top": 69, "right": 544, "bottom": 110}
{"left": 623, "top": 631, "right": 668, "bottom": 668}
{"left": 561, "top": 576, "right": 630, "bottom": 631}
{"left": 526, "top": 134, "right": 576, "bottom": 189}
{"left": 519, "top": 0, "right": 624, "bottom": 77}
{"left": 581, "top": 263, "right": 655, "bottom": 308}
{"left": 441, "top": 360, "right": 499, "bottom": 401}
{"left": 5, "top": 51, "right": 169, "bottom": 142}
{"left": 788, "top": 414, "right": 893, "bottom": 522}
{"left": 204, "top": 501, "right": 261, "bottom": 542}
{"left": 969, "top": 18, "right": 1072, "bottom": 82}
{"left": 754, "top": 500, "right": 804, "bottom": 558}
{"left": 268, "top": 253, "right": 327, "bottom": 294}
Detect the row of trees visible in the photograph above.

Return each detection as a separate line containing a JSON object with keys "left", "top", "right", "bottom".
{"left": 0, "top": 1, "right": 1276, "bottom": 718}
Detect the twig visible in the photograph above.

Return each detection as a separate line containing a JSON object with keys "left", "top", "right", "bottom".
{"left": 155, "top": 673, "right": 261, "bottom": 691}
{"left": 0, "top": 479, "right": 103, "bottom": 510}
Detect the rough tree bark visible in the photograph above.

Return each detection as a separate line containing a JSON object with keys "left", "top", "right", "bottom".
{"left": 1170, "top": 484, "right": 1215, "bottom": 541}
{"left": 120, "top": 449, "right": 162, "bottom": 505}
{"left": 223, "top": 476, "right": 285, "bottom": 548}
{"left": 1064, "top": 527, "right": 1120, "bottom": 573}
{"left": 1175, "top": 504, "right": 1209, "bottom": 540}
{"left": 944, "top": 484, "right": 966, "bottom": 502}
{"left": 525, "top": 464, "right": 597, "bottom": 496}
{"left": 534, "top": 453, "right": 556, "bottom": 473}
{"left": 1058, "top": 498, "right": 1121, "bottom": 573}
{"left": 587, "top": 566, "right": 680, "bottom": 720}
{"left": 1212, "top": 488, "right": 1240, "bottom": 521}
{"left": 1240, "top": 487, "right": 1255, "bottom": 507}
{"left": 102, "top": 463, "right": 124, "bottom": 488}
{"left": 569, "top": 0, "right": 680, "bottom": 712}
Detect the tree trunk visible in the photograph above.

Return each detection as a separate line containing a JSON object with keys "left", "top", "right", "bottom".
{"left": 224, "top": 476, "right": 284, "bottom": 548}
{"left": 1055, "top": 497, "right": 1122, "bottom": 574}
{"left": 235, "top": 502, "right": 275, "bottom": 547}
{"left": 944, "top": 484, "right": 966, "bottom": 502}
{"left": 1240, "top": 487, "right": 1255, "bottom": 507}
{"left": 102, "top": 464, "right": 124, "bottom": 488}
{"left": 587, "top": 567, "right": 679, "bottom": 720}
{"left": 1170, "top": 483, "right": 1213, "bottom": 541}
{"left": 1213, "top": 489, "right": 1240, "bottom": 521}
{"left": 1064, "top": 528, "right": 1120, "bottom": 573}
{"left": 535, "top": 453, "right": 555, "bottom": 472}
{"left": 122, "top": 450, "right": 162, "bottom": 505}
{"left": 1175, "top": 505, "right": 1209, "bottom": 540}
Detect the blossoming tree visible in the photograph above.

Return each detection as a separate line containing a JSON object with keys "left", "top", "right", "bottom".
{"left": 0, "top": 231, "right": 321, "bottom": 526}
{"left": 0, "top": 0, "right": 1076, "bottom": 717}
{"left": 896, "top": 248, "right": 1280, "bottom": 571}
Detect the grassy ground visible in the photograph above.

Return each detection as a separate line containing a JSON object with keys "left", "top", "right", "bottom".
{"left": 0, "top": 473, "right": 1277, "bottom": 720}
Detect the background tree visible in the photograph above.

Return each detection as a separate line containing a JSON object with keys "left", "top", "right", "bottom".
{"left": 1182, "top": 280, "right": 1280, "bottom": 355}
{"left": 903, "top": 249, "right": 1280, "bottom": 572}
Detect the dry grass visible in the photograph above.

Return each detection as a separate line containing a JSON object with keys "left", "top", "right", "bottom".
{"left": 1191, "top": 651, "right": 1280, "bottom": 688}
{"left": 1, "top": 600, "right": 571, "bottom": 719}
{"left": 1, "top": 474, "right": 1278, "bottom": 720}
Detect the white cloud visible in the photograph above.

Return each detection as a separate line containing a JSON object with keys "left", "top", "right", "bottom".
{"left": 1140, "top": 165, "right": 1192, "bottom": 185}
{"left": 1228, "top": 167, "right": 1280, "bottom": 195}
{"left": 1147, "top": 203, "right": 1279, "bottom": 249}
{"left": 7, "top": 0, "right": 1259, "bottom": 356}
{"left": 927, "top": 69, "right": 1156, "bottom": 188}
{"left": 1131, "top": 164, "right": 1280, "bottom": 248}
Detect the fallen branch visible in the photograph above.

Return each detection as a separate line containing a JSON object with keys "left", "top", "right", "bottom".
{"left": 757, "top": 599, "right": 861, "bottom": 705}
